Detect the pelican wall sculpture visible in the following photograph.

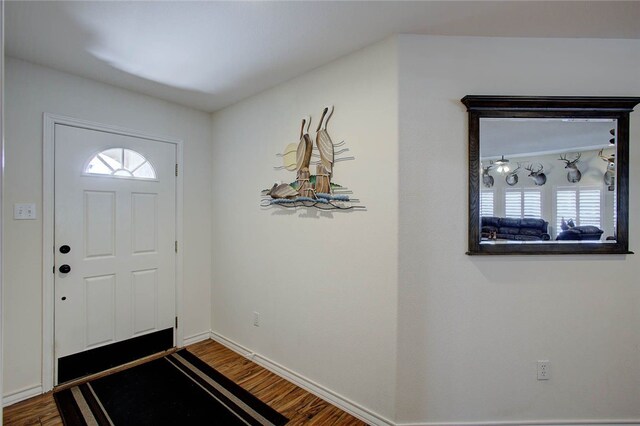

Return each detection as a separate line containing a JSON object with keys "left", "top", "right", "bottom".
{"left": 262, "top": 106, "right": 364, "bottom": 211}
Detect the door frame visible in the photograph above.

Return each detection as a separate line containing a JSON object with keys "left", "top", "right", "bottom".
{"left": 42, "top": 113, "right": 184, "bottom": 392}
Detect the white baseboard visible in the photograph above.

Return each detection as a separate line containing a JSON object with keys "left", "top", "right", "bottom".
{"left": 183, "top": 330, "right": 212, "bottom": 346}
{"left": 209, "top": 331, "right": 253, "bottom": 356}
{"left": 209, "top": 331, "right": 394, "bottom": 426}
{"left": 2, "top": 384, "right": 43, "bottom": 407}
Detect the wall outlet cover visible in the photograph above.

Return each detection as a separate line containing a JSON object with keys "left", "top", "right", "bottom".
{"left": 537, "top": 360, "right": 550, "bottom": 380}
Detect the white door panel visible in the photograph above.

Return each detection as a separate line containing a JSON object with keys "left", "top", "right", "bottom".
{"left": 54, "top": 124, "right": 176, "bottom": 371}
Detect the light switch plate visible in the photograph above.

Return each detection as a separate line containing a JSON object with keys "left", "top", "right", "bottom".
{"left": 14, "top": 203, "right": 37, "bottom": 220}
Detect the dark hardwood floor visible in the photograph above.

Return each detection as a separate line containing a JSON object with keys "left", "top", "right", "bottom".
{"left": 3, "top": 339, "right": 367, "bottom": 425}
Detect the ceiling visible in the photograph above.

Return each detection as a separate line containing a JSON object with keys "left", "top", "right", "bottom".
{"left": 6, "top": 1, "right": 640, "bottom": 112}
{"left": 480, "top": 118, "right": 616, "bottom": 159}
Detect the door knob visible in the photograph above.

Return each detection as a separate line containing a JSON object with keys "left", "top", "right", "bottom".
{"left": 59, "top": 264, "right": 71, "bottom": 274}
{"left": 59, "top": 245, "right": 71, "bottom": 254}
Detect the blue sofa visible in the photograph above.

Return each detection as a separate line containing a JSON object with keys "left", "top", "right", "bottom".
{"left": 556, "top": 226, "right": 603, "bottom": 241}
{"left": 481, "top": 217, "right": 551, "bottom": 241}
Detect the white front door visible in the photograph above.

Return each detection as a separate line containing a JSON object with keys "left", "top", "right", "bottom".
{"left": 54, "top": 124, "right": 177, "bottom": 383}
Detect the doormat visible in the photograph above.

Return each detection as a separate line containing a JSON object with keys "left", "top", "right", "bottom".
{"left": 54, "top": 349, "right": 288, "bottom": 426}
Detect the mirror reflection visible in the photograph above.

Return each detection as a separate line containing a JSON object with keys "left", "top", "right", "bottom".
{"left": 479, "top": 118, "right": 617, "bottom": 244}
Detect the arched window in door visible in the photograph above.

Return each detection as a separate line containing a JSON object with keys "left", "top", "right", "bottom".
{"left": 85, "top": 148, "right": 156, "bottom": 179}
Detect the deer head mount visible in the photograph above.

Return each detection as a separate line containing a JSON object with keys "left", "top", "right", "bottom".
{"left": 505, "top": 162, "right": 522, "bottom": 186}
{"left": 525, "top": 163, "right": 547, "bottom": 186}
{"left": 481, "top": 162, "right": 494, "bottom": 188}
{"left": 558, "top": 153, "right": 582, "bottom": 183}
{"left": 599, "top": 149, "right": 616, "bottom": 188}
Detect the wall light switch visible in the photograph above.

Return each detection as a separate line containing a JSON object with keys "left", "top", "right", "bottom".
{"left": 14, "top": 203, "right": 37, "bottom": 220}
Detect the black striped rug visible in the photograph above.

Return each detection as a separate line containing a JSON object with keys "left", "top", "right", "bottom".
{"left": 54, "top": 349, "right": 288, "bottom": 426}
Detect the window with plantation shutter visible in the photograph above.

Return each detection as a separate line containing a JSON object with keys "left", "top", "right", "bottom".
{"left": 505, "top": 189, "right": 542, "bottom": 219}
{"left": 556, "top": 187, "right": 601, "bottom": 231}
{"left": 480, "top": 191, "right": 494, "bottom": 217}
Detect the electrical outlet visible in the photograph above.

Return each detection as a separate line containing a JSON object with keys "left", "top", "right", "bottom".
{"left": 537, "top": 360, "right": 550, "bottom": 380}
{"left": 253, "top": 312, "right": 260, "bottom": 327}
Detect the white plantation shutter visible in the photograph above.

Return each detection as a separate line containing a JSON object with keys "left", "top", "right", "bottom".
{"left": 579, "top": 189, "right": 601, "bottom": 227}
{"left": 505, "top": 189, "right": 542, "bottom": 219}
{"left": 523, "top": 191, "right": 542, "bottom": 219}
{"left": 480, "top": 191, "right": 494, "bottom": 217}
{"left": 556, "top": 187, "right": 601, "bottom": 230}
{"left": 505, "top": 191, "right": 522, "bottom": 218}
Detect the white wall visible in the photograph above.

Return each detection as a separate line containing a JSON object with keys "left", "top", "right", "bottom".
{"left": 210, "top": 38, "right": 399, "bottom": 422}
{"left": 2, "top": 57, "right": 212, "bottom": 398}
{"left": 396, "top": 35, "right": 640, "bottom": 424}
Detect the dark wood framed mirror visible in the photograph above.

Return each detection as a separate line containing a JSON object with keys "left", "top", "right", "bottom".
{"left": 462, "top": 96, "right": 640, "bottom": 255}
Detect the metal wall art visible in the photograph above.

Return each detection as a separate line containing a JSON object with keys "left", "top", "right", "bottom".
{"left": 261, "top": 106, "right": 364, "bottom": 210}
